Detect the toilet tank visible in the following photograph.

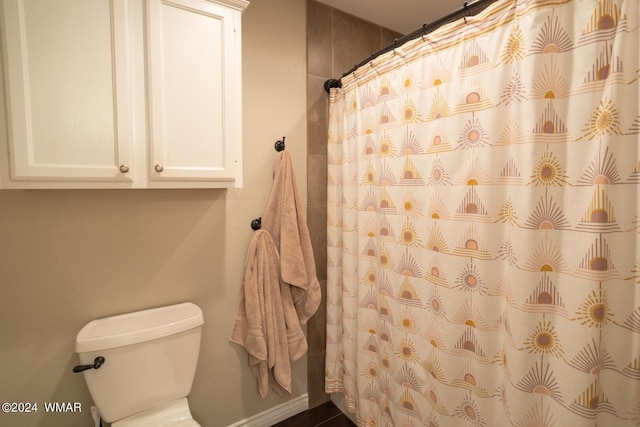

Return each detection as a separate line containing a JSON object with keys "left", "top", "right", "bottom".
{"left": 75, "top": 302, "right": 204, "bottom": 424}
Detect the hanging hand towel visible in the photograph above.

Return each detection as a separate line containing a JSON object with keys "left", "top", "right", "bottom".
{"left": 261, "top": 150, "right": 321, "bottom": 325}
{"left": 230, "top": 230, "right": 307, "bottom": 399}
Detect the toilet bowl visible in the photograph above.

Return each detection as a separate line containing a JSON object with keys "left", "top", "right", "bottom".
{"left": 74, "top": 302, "right": 204, "bottom": 426}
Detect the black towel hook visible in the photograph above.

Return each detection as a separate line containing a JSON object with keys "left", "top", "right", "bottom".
{"left": 251, "top": 217, "right": 262, "bottom": 230}
{"left": 275, "top": 137, "right": 285, "bottom": 152}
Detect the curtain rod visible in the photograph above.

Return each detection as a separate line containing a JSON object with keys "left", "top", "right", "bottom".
{"left": 323, "top": 0, "right": 499, "bottom": 93}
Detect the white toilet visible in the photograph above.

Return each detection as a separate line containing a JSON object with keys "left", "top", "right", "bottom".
{"left": 74, "top": 302, "right": 204, "bottom": 426}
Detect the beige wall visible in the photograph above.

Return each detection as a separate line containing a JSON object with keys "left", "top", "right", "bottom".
{"left": 0, "top": 1, "right": 307, "bottom": 426}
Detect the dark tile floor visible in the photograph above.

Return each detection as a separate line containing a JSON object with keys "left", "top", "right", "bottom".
{"left": 272, "top": 401, "right": 356, "bottom": 427}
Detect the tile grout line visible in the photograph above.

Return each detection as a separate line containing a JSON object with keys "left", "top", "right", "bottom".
{"left": 315, "top": 412, "right": 348, "bottom": 427}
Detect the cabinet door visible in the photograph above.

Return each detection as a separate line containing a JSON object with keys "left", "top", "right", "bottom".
{"left": 0, "top": 0, "right": 134, "bottom": 184}
{"left": 146, "top": 0, "right": 242, "bottom": 186}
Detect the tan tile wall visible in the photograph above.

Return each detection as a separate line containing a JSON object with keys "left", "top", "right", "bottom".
{"left": 306, "top": 0, "right": 402, "bottom": 407}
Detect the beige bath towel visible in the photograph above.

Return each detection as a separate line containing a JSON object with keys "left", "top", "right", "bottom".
{"left": 230, "top": 230, "right": 307, "bottom": 399}
{"left": 261, "top": 150, "right": 321, "bottom": 324}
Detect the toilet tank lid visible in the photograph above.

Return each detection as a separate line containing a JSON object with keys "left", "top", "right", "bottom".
{"left": 75, "top": 302, "right": 203, "bottom": 353}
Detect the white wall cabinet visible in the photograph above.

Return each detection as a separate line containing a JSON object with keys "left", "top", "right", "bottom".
{"left": 0, "top": 0, "right": 248, "bottom": 189}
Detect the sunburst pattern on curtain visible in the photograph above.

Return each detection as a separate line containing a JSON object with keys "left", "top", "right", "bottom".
{"left": 326, "top": 0, "right": 640, "bottom": 425}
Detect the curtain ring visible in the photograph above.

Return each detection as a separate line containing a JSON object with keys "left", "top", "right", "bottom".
{"left": 421, "top": 23, "right": 428, "bottom": 42}
{"left": 463, "top": 1, "right": 469, "bottom": 25}
{"left": 464, "top": 2, "right": 471, "bottom": 25}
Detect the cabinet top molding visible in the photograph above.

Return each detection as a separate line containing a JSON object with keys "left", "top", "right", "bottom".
{"left": 209, "top": 0, "right": 249, "bottom": 12}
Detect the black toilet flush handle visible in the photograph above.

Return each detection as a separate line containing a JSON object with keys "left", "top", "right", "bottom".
{"left": 72, "top": 356, "right": 106, "bottom": 373}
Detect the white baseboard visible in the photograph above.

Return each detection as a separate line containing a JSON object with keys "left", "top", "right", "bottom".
{"left": 227, "top": 394, "right": 309, "bottom": 427}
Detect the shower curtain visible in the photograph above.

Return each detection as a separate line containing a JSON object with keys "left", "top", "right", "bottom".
{"left": 325, "top": 0, "right": 640, "bottom": 425}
